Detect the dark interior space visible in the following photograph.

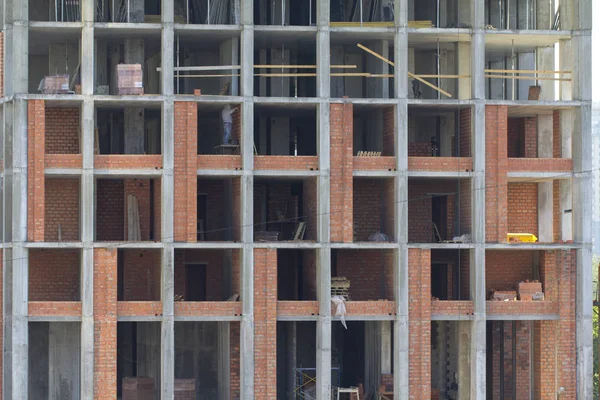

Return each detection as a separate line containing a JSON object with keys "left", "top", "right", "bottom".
{"left": 96, "top": 108, "right": 162, "bottom": 155}
{"left": 117, "top": 322, "right": 161, "bottom": 400}
{"left": 175, "top": 0, "right": 237, "bottom": 24}
{"left": 254, "top": 105, "right": 317, "bottom": 156}
{"left": 330, "top": 0, "right": 395, "bottom": 22}
{"left": 196, "top": 178, "right": 241, "bottom": 242}
{"left": 254, "top": 0, "right": 317, "bottom": 25}
{"left": 277, "top": 322, "right": 317, "bottom": 399}
{"left": 277, "top": 249, "right": 317, "bottom": 301}
{"left": 431, "top": 249, "right": 468, "bottom": 300}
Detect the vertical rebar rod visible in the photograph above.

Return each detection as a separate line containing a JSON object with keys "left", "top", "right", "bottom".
{"left": 177, "top": 34, "right": 180, "bottom": 94}
{"left": 360, "top": 0, "right": 363, "bottom": 26}
{"left": 187, "top": 0, "right": 189, "bottom": 23}
{"left": 281, "top": 0, "right": 285, "bottom": 25}
{"left": 436, "top": 0, "right": 440, "bottom": 28}
{"left": 207, "top": 0, "right": 211, "bottom": 24}
{"left": 112, "top": 0, "right": 114, "bottom": 22}
{"left": 127, "top": 0, "right": 130, "bottom": 22}
{"left": 309, "top": 0, "right": 312, "bottom": 25}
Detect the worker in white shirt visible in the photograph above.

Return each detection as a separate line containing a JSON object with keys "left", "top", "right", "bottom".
{"left": 221, "top": 105, "right": 238, "bottom": 144}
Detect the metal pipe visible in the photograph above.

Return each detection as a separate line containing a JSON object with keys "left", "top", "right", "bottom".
{"left": 112, "top": 0, "right": 114, "bottom": 22}
{"left": 437, "top": 0, "right": 440, "bottom": 28}
{"left": 187, "top": 0, "right": 189, "bottom": 23}
{"left": 436, "top": 39, "right": 441, "bottom": 99}
{"left": 360, "top": 0, "right": 363, "bottom": 26}
{"left": 208, "top": 0, "right": 211, "bottom": 24}
{"left": 511, "top": 39, "right": 516, "bottom": 100}
{"left": 177, "top": 34, "right": 180, "bottom": 94}
{"left": 282, "top": 0, "right": 285, "bottom": 25}
{"left": 61, "top": 0, "right": 64, "bottom": 21}
{"left": 309, "top": 0, "right": 312, "bottom": 25}
{"left": 127, "top": 0, "right": 130, "bottom": 22}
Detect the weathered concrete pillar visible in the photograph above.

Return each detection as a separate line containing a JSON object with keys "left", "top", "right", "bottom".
{"left": 49, "top": 323, "right": 81, "bottom": 400}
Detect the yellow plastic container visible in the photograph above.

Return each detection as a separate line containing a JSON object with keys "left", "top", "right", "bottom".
{"left": 507, "top": 233, "right": 538, "bottom": 243}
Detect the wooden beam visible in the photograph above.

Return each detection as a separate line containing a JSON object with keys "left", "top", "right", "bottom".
{"left": 484, "top": 74, "right": 571, "bottom": 81}
{"left": 484, "top": 69, "right": 572, "bottom": 74}
{"left": 174, "top": 74, "right": 241, "bottom": 78}
{"left": 253, "top": 64, "right": 357, "bottom": 69}
{"left": 255, "top": 73, "right": 317, "bottom": 77}
{"left": 356, "top": 43, "right": 453, "bottom": 98}
{"left": 157, "top": 65, "right": 242, "bottom": 72}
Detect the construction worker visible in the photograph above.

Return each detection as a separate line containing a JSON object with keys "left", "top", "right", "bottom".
{"left": 221, "top": 104, "right": 238, "bottom": 144}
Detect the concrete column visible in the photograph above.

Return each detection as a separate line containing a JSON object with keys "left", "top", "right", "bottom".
{"left": 571, "top": 6, "right": 593, "bottom": 392}
{"left": 380, "top": 321, "right": 392, "bottom": 374}
{"left": 470, "top": 0, "right": 486, "bottom": 396}
{"left": 80, "top": 98, "right": 95, "bottom": 400}
{"left": 239, "top": 1, "right": 255, "bottom": 398}
{"left": 7, "top": 99, "right": 30, "bottom": 400}
{"left": 316, "top": 1, "right": 331, "bottom": 398}
{"left": 128, "top": 0, "right": 145, "bottom": 22}
{"left": 536, "top": 47, "right": 555, "bottom": 101}
{"left": 366, "top": 41, "right": 390, "bottom": 98}
{"left": 536, "top": 0, "right": 554, "bottom": 29}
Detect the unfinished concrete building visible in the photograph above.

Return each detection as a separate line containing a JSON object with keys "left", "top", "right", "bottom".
{"left": 0, "top": 0, "right": 593, "bottom": 398}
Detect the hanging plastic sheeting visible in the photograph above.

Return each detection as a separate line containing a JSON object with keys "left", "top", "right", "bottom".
{"left": 331, "top": 295, "right": 348, "bottom": 329}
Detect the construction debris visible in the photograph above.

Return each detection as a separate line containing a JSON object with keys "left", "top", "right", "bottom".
{"left": 331, "top": 295, "right": 348, "bottom": 329}
{"left": 331, "top": 277, "right": 351, "bottom": 300}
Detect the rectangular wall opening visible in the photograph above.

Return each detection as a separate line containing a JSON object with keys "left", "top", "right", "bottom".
{"left": 254, "top": 104, "right": 317, "bottom": 156}
{"left": 30, "top": 0, "right": 82, "bottom": 21}
{"left": 117, "top": 249, "right": 162, "bottom": 301}
{"left": 174, "top": 321, "right": 241, "bottom": 399}
{"left": 409, "top": 0, "right": 472, "bottom": 27}
{"left": 353, "top": 105, "right": 395, "bottom": 156}
{"left": 96, "top": 105, "right": 162, "bottom": 154}
{"left": 96, "top": 0, "right": 162, "bottom": 22}
{"left": 408, "top": 106, "right": 471, "bottom": 157}
{"left": 45, "top": 177, "right": 81, "bottom": 242}
{"left": 197, "top": 177, "right": 241, "bottom": 242}
{"left": 408, "top": 178, "right": 471, "bottom": 243}
{"left": 253, "top": 177, "right": 317, "bottom": 242}
{"left": 330, "top": 39, "right": 394, "bottom": 99}
{"left": 353, "top": 177, "right": 395, "bottom": 242}
{"left": 28, "top": 31, "right": 81, "bottom": 94}
{"left": 330, "top": 0, "right": 394, "bottom": 23}
{"left": 198, "top": 103, "right": 242, "bottom": 153}
{"left": 95, "top": 178, "right": 162, "bottom": 241}
{"left": 94, "top": 33, "right": 162, "bottom": 95}
{"left": 254, "top": 34, "right": 317, "bottom": 97}
{"left": 29, "top": 249, "right": 81, "bottom": 301}
{"left": 332, "top": 249, "right": 394, "bottom": 301}
{"left": 174, "top": 0, "right": 238, "bottom": 24}
{"left": 28, "top": 322, "right": 81, "bottom": 399}
{"left": 254, "top": 0, "right": 316, "bottom": 25}
{"left": 117, "top": 322, "right": 162, "bottom": 400}
{"left": 331, "top": 321, "right": 394, "bottom": 398}
{"left": 175, "top": 34, "right": 240, "bottom": 95}
{"left": 174, "top": 249, "right": 241, "bottom": 301}
{"left": 276, "top": 321, "right": 317, "bottom": 398}
{"left": 277, "top": 249, "right": 317, "bottom": 301}
{"left": 431, "top": 321, "right": 470, "bottom": 399}
{"left": 431, "top": 249, "right": 470, "bottom": 301}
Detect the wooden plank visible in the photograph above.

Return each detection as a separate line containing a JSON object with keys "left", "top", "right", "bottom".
{"left": 254, "top": 64, "right": 357, "bottom": 69}
{"left": 157, "top": 65, "right": 241, "bottom": 72}
{"left": 484, "top": 69, "right": 571, "bottom": 74}
{"left": 174, "top": 74, "right": 241, "bottom": 78}
{"left": 484, "top": 74, "right": 571, "bottom": 81}
{"left": 357, "top": 43, "right": 453, "bottom": 98}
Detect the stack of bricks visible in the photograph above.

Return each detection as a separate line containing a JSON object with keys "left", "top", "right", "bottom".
{"left": 174, "top": 379, "right": 196, "bottom": 400}
{"left": 41, "top": 74, "right": 70, "bottom": 94}
{"left": 117, "top": 64, "right": 144, "bottom": 95}
{"left": 122, "top": 377, "right": 156, "bottom": 400}
{"left": 518, "top": 280, "right": 543, "bottom": 301}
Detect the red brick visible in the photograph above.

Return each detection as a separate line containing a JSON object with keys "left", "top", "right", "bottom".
{"left": 330, "top": 102, "right": 353, "bottom": 243}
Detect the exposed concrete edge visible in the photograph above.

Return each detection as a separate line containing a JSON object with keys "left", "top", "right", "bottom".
{"left": 93, "top": 169, "right": 163, "bottom": 177}
{"left": 25, "top": 242, "right": 83, "bottom": 248}
{"left": 28, "top": 316, "right": 82, "bottom": 322}
{"left": 353, "top": 170, "right": 398, "bottom": 177}
{"left": 485, "top": 314, "right": 560, "bottom": 321}
{"left": 330, "top": 242, "right": 398, "bottom": 249}
{"left": 507, "top": 172, "right": 573, "bottom": 181}
{"left": 431, "top": 315, "right": 475, "bottom": 321}
{"left": 277, "top": 316, "right": 319, "bottom": 321}
{"left": 173, "top": 316, "right": 243, "bottom": 322}
{"left": 45, "top": 169, "right": 83, "bottom": 176}
{"left": 92, "top": 242, "right": 165, "bottom": 248}
{"left": 484, "top": 242, "right": 585, "bottom": 249}
{"left": 174, "top": 242, "right": 244, "bottom": 249}
{"left": 253, "top": 170, "right": 320, "bottom": 177}
{"left": 197, "top": 170, "right": 244, "bottom": 177}
{"left": 407, "top": 171, "right": 474, "bottom": 178}
{"left": 117, "top": 316, "right": 163, "bottom": 322}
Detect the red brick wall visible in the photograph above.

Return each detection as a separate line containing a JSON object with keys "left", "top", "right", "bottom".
{"left": 28, "top": 100, "right": 45, "bottom": 242}
{"left": 553, "top": 181, "right": 561, "bottom": 242}
{"left": 353, "top": 178, "right": 395, "bottom": 241}
{"left": 553, "top": 110, "right": 561, "bottom": 158}
{"left": 491, "top": 321, "right": 531, "bottom": 399}
{"left": 408, "top": 181, "right": 432, "bottom": 242}
{"left": 408, "top": 142, "right": 430, "bottom": 156}
{"left": 122, "top": 250, "right": 161, "bottom": 301}
{"left": 302, "top": 250, "right": 317, "bottom": 300}
{"left": 231, "top": 177, "right": 241, "bottom": 242}
{"left": 459, "top": 179, "right": 471, "bottom": 236}
{"left": 94, "top": 248, "right": 118, "bottom": 399}
{"left": 96, "top": 179, "right": 125, "bottom": 241}
{"left": 335, "top": 250, "right": 394, "bottom": 300}
{"left": 174, "top": 249, "right": 240, "bottom": 301}
{"left": 459, "top": 108, "right": 471, "bottom": 157}
{"left": 507, "top": 183, "right": 538, "bottom": 236}
{"left": 485, "top": 106, "right": 508, "bottom": 242}
{"left": 45, "top": 178, "right": 80, "bottom": 241}
{"left": 124, "top": 179, "right": 151, "bottom": 240}
{"left": 459, "top": 250, "right": 470, "bottom": 300}
{"left": 45, "top": 108, "right": 80, "bottom": 154}
{"left": 254, "top": 248, "right": 277, "bottom": 398}
{"left": 197, "top": 179, "right": 228, "bottom": 241}
{"left": 29, "top": 250, "right": 80, "bottom": 301}
{"left": 230, "top": 322, "right": 240, "bottom": 400}
{"left": 408, "top": 249, "right": 430, "bottom": 399}
{"left": 154, "top": 179, "right": 162, "bottom": 240}
{"left": 534, "top": 250, "right": 576, "bottom": 399}
{"left": 302, "top": 179, "right": 317, "bottom": 241}
{"left": 174, "top": 101, "right": 198, "bottom": 242}
{"left": 382, "top": 106, "right": 395, "bottom": 156}
{"left": 507, "top": 117, "right": 537, "bottom": 158}
{"left": 486, "top": 250, "right": 533, "bottom": 294}
{"left": 330, "top": 103, "right": 353, "bottom": 243}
